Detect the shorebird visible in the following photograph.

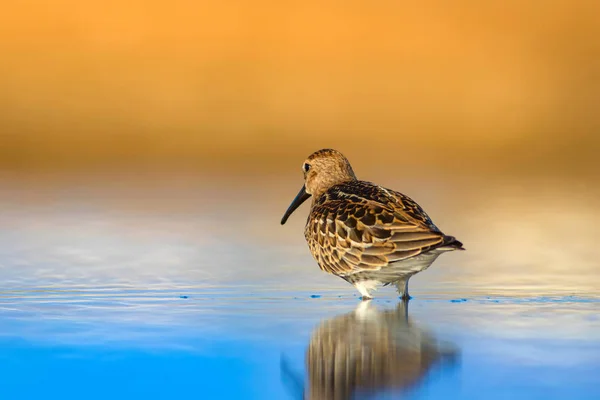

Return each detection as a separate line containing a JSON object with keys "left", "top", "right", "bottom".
{"left": 281, "top": 149, "right": 464, "bottom": 300}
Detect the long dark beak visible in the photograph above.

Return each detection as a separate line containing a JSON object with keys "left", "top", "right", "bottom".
{"left": 281, "top": 185, "right": 311, "bottom": 225}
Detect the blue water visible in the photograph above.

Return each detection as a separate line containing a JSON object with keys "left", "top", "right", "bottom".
{"left": 1, "top": 177, "right": 599, "bottom": 399}
{"left": 0, "top": 287, "right": 598, "bottom": 400}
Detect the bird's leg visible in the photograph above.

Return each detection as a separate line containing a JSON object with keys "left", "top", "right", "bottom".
{"left": 395, "top": 276, "right": 412, "bottom": 300}
{"left": 354, "top": 280, "right": 376, "bottom": 300}
{"left": 357, "top": 286, "right": 373, "bottom": 301}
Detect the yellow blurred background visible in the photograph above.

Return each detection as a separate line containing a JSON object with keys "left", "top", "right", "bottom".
{"left": 1, "top": 0, "right": 599, "bottom": 177}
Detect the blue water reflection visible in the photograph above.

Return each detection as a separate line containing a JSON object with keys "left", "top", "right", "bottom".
{"left": 0, "top": 177, "right": 599, "bottom": 399}
{"left": 283, "top": 300, "right": 459, "bottom": 400}
{"left": 0, "top": 288, "right": 598, "bottom": 399}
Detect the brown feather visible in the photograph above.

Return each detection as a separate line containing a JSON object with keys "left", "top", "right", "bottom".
{"left": 287, "top": 149, "right": 463, "bottom": 295}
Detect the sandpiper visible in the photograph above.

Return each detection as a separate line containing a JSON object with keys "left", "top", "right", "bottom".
{"left": 281, "top": 149, "right": 464, "bottom": 300}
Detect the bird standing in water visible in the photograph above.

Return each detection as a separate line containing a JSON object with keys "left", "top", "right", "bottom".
{"left": 281, "top": 149, "right": 464, "bottom": 300}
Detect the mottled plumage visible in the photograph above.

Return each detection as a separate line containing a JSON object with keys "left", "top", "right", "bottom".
{"left": 281, "top": 148, "right": 464, "bottom": 299}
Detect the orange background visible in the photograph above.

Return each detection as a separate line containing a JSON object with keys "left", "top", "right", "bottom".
{"left": 1, "top": 1, "right": 599, "bottom": 177}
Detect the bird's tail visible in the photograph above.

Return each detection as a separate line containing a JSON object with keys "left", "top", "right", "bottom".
{"left": 440, "top": 235, "right": 465, "bottom": 251}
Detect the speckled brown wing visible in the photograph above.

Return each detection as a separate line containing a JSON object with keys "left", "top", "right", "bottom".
{"left": 305, "top": 181, "right": 448, "bottom": 276}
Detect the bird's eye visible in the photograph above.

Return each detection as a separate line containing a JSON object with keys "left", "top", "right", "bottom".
{"left": 303, "top": 163, "right": 311, "bottom": 172}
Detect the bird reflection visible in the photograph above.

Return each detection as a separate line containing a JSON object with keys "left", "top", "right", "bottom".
{"left": 282, "top": 300, "right": 459, "bottom": 400}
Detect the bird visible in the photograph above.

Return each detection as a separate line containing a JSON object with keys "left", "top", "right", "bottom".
{"left": 281, "top": 148, "right": 464, "bottom": 300}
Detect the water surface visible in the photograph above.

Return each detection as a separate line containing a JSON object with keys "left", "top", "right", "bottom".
{"left": 0, "top": 174, "right": 598, "bottom": 399}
